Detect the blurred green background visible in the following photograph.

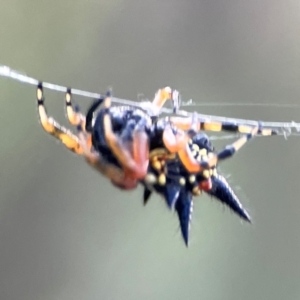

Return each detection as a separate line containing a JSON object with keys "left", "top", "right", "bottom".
{"left": 1, "top": 1, "right": 300, "bottom": 299}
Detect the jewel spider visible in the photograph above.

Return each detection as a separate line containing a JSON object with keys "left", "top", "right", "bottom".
{"left": 1, "top": 65, "right": 297, "bottom": 246}
{"left": 36, "top": 82, "right": 277, "bottom": 245}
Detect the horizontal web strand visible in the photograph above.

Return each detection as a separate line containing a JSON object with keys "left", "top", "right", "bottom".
{"left": 1, "top": 64, "right": 300, "bottom": 138}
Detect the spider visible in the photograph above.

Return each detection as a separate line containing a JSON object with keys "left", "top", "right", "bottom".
{"left": 36, "top": 84, "right": 277, "bottom": 245}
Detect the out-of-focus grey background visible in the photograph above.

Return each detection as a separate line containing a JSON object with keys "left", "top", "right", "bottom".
{"left": 0, "top": 1, "right": 300, "bottom": 299}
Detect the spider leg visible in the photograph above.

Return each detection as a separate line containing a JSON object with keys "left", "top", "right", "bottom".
{"left": 65, "top": 88, "right": 86, "bottom": 127}
{"left": 151, "top": 87, "right": 180, "bottom": 114}
{"left": 169, "top": 115, "right": 278, "bottom": 136}
{"left": 37, "top": 83, "right": 84, "bottom": 154}
{"left": 37, "top": 84, "right": 135, "bottom": 188}
{"left": 154, "top": 118, "right": 204, "bottom": 173}
{"left": 65, "top": 89, "right": 96, "bottom": 151}
{"left": 71, "top": 95, "right": 138, "bottom": 189}
{"left": 201, "top": 126, "right": 260, "bottom": 169}
{"left": 85, "top": 97, "right": 104, "bottom": 132}
{"left": 152, "top": 87, "right": 172, "bottom": 112}
{"left": 169, "top": 114, "right": 276, "bottom": 173}
{"left": 176, "top": 125, "right": 261, "bottom": 173}
{"left": 162, "top": 126, "right": 209, "bottom": 174}
{"left": 102, "top": 93, "right": 149, "bottom": 180}
{"left": 162, "top": 124, "right": 190, "bottom": 153}
{"left": 77, "top": 123, "right": 138, "bottom": 190}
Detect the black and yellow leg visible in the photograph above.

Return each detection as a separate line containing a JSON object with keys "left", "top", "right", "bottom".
{"left": 65, "top": 88, "right": 86, "bottom": 128}
{"left": 162, "top": 125, "right": 190, "bottom": 153}
{"left": 102, "top": 94, "right": 149, "bottom": 180}
{"left": 37, "top": 83, "right": 84, "bottom": 155}
{"left": 37, "top": 84, "right": 137, "bottom": 189}
{"left": 85, "top": 97, "right": 104, "bottom": 132}
{"left": 169, "top": 116, "right": 277, "bottom": 136}
{"left": 77, "top": 122, "right": 138, "bottom": 190}
{"left": 177, "top": 125, "right": 260, "bottom": 173}
{"left": 151, "top": 87, "right": 179, "bottom": 115}
{"left": 156, "top": 118, "right": 203, "bottom": 172}
{"left": 201, "top": 126, "right": 259, "bottom": 169}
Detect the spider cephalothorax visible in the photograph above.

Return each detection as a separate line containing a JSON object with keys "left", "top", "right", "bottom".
{"left": 36, "top": 85, "right": 277, "bottom": 245}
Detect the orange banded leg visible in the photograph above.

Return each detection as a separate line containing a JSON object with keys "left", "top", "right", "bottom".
{"left": 102, "top": 95, "right": 149, "bottom": 180}
{"left": 155, "top": 118, "right": 198, "bottom": 172}
{"left": 162, "top": 125, "right": 189, "bottom": 153}
{"left": 37, "top": 83, "right": 84, "bottom": 154}
{"left": 77, "top": 123, "right": 138, "bottom": 190}
{"left": 37, "top": 84, "right": 137, "bottom": 189}
{"left": 65, "top": 89, "right": 86, "bottom": 128}
{"left": 157, "top": 119, "right": 203, "bottom": 173}
{"left": 64, "top": 89, "right": 94, "bottom": 150}
{"left": 201, "top": 126, "right": 260, "bottom": 169}
{"left": 169, "top": 116, "right": 277, "bottom": 136}
{"left": 151, "top": 87, "right": 180, "bottom": 114}
{"left": 177, "top": 125, "right": 260, "bottom": 173}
